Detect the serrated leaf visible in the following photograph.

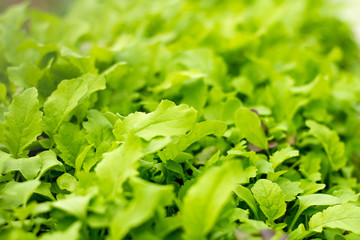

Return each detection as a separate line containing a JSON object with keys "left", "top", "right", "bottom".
{"left": 289, "top": 194, "right": 342, "bottom": 231}
{"left": 113, "top": 100, "right": 197, "bottom": 153}
{"left": 270, "top": 147, "right": 299, "bottom": 169}
{"left": 95, "top": 134, "right": 143, "bottom": 197}
{"left": 275, "top": 178, "right": 303, "bottom": 201}
{"left": 251, "top": 179, "right": 286, "bottom": 223}
{"left": 42, "top": 78, "right": 88, "bottom": 137}
{"left": 306, "top": 120, "right": 346, "bottom": 171}
{"left": 0, "top": 180, "right": 40, "bottom": 209}
{"left": 54, "top": 122, "right": 87, "bottom": 167}
{"left": 159, "top": 120, "right": 227, "bottom": 162}
{"left": 309, "top": 203, "right": 360, "bottom": 234}
{"left": 0, "top": 88, "right": 42, "bottom": 158}
{"left": 0, "top": 150, "right": 41, "bottom": 180}
{"left": 83, "top": 109, "right": 114, "bottom": 147}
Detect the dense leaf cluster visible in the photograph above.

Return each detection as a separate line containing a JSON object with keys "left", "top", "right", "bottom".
{"left": 0, "top": 0, "right": 360, "bottom": 239}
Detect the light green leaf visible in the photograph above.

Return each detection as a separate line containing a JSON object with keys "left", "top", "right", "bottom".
{"left": 7, "top": 63, "right": 42, "bottom": 88}
{"left": 270, "top": 147, "right": 299, "bottom": 169}
{"left": 275, "top": 177, "right": 303, "bottom": 202}
{"left": 83, "top": 109, "right": 114, "bottom": 148}
{"left": 289, "top": 194, "right": 342, "bottom": 231}
{"left": 110, "top": 177, "right": 174, "bottom": 240}
{"left": 0, "top": 180, "right": 40, "bottom": 209}
{"left": 52, "top": 194, "right": 92, "bottom": 219}
{"left": 42, "top": 78, "right": 88, "bottom": 137}
{"left": 159, "top": 120, "right": 227, "bottom": 162}
{"left": 309, "top": 203, "right": 360, "bottom": 234}
{"left": 0, "top": 151, "right": 41, "bottom": 180}
{"left": 299, "top": 179, "right": 326, "bottom": 195}
{"left": 39, "top": 221, "right": 82, "bottom": 240}
{"left": 95, "top": 134, "right": 143, "bottom": 197}
{"left": 0, "top": 87, "right": 42, "bottom": 158}
{"left": 113, "top": 100, "right": 197, "bottom": 153}
{"left": 234, "top": 185, "right": 259, "bottom": 219}
{"left": 54, "top": 122, "right": 87, "bottom": 167}
{"left": 57, "top": 173, "right": 77, "bottom": 192}
{"left": 306, "top": 120, "right": 346, "bottom": 171}
{"left": 251, "top": 179, "right": 286, "bottom": 223}
{"left": 235, "top": 108, "right": 268, "bottom": 150}
{"left": 37, "top": 150, "right": 62, "bottom": 178}
{"left": 182, "top": 161, "right": 243, "bottom": 240}
{"left": 34, "top": 182, "right": 55, "bottom": 201}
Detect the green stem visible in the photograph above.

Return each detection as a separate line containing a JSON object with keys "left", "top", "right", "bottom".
{"left": 289, "top": 207, "right": 304, "bottom": 232}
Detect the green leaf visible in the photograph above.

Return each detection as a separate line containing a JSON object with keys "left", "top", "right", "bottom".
{"left": 182, "top": 161, "right": 243, "bottom": 240}
{"left": 42, "top": 78, "right": 88, "bottom": 137}
{"left": 39, "top": 222, "right": 82, "bottom": 240}
{"left": 42, "top": 73, "right": 105, "bottom": 138}
{"left": 270, "top": 147, "right": 299, "bottom": 169}
{"left": 95, "top": 134, "right": 143, "bottom": 197}
{"left": 234, "top": 185, "right": 259, "bottom": 219}
{"left": 83, "top": 109, "right": 114, "bottom": 148}
{"left": 0, "top": 88, "right": 42, "bottom": 158}
{"left": 159, "top": 120, "right": 227, "bottom": 162}
{"left": 306, "top": 120, "right": 347, "bottom": 171}
{"left": 37, "top": 150, "right": 62, "bottom": 178}
{"left": 7, "top": 63, "right": 42, "bottom": 88}
{"left": 113, "top": 100, "right": 197, "bottom": 152}
{"left": 57, "top": 173, "right": 77, "bottom": 192}
{"left": 309, "top": 203, "right": 360, "bottom": 234}
{"left": 110, "top": 177, "right": 174, "bottom": 239}
{"left": 52, "top": 194, "right": 92, "bottom": 219}
{"left": 289, "top": 194, "right": 342, "bottom": 231}
{"left": 0, "top": 150, "right": 41, "bottom": 180}
{"left": 235, "top": 108, "right": 268, "bottom": 150}
{"left": 0, "top": 180, "right": 40, "bottom": 209}
{"left": 251, "top": 179, "right": 286, "bottom": 223}
{"left": 54, "top": 122, "right": 87, "bottom": 167}
{"left": 275, "top": 178, "right": 303, "bottom": 201}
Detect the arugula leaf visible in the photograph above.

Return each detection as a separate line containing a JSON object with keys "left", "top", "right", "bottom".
{"left": 234, "top": 185, "right": 259, "bottom": 219}
{"left": 114, "top": 100, "right": 197, "bottom": 153}
{"left": 182, "top": 161, "right": 243, "bottom": 239}
{"left": 42, "top": 78, "right": 88, "bottom": 137}
{"left": 306, "top": 120, "right": 347, "bottom": 171}
{"left": 289, "top": 194, "right": 342, "bottom": 231}
{"left": 114, "top": 100, "right": 196, "bottom": 141}
{"left": 52, "top": 194, "right": 92, "bottom": 219}
{"left": 251, "top": 179, "right": 286, "bottom": 224}
{"left": 159, "top": 120, "right": 227, "bottom": 162}
{"left": 270, "top": 147, "right": 299, "bottom": 169}
{"left": 235, "top": 108, "right": 268, "bottom": 150}
{"left": 309, "top": 203, "right": 360, "bottom": 234}
{"left": 0, "top": 180, "right": 40, "bottom": 209}
{"left": 39, "top": 222, "right": 82, "bottom": 240}
{"left": 182, "top": 162, "right": 245, "bottom": 239}
{"left": 0, "top": 151, "right": 41, "bottom": 180}
{"left": 95, "top": 134, "right": 143, "bottom": 197}
{"left": 83, "top": 109, "right": 114, "bottom": 148}
{"left": 110, "top": 177, "right": 174, "bottom": 239}
{"left": 0, "top": 88, "right": 42, "bottom": 158}
{"left": 54, "top": 122, "right": 87, "bottom": 167}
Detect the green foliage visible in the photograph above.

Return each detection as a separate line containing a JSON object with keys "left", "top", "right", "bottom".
{"left": 0, "top": 0, "right": 360, "bottom": 239}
